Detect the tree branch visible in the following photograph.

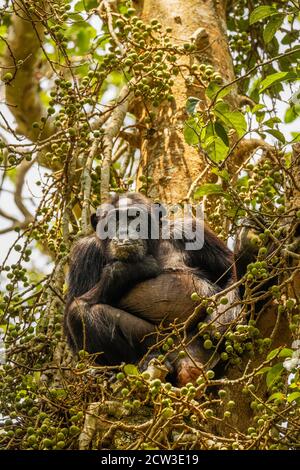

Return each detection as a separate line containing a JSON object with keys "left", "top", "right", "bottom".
{"left": 14, "top": 159, "right": 35, "bottom": 220}
{"left": 2, "top": 1, "right": 56, "bottom": 165}
{"left": 101, "top": 84, "right": 132, "bottom": 201}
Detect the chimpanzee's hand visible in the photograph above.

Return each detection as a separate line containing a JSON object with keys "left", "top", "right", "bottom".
{"left": 139, "top": 255, "right": 161, "bottom": 279}
{"left": 96, "top": 256, "right": 161, "bottom": 305}
{"left": 106, "top": 256, "right": 161, "bottom": 281}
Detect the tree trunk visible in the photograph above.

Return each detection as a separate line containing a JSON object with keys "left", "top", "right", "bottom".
{"left": 136, "top": 0, "right": 236, "bottom": 204}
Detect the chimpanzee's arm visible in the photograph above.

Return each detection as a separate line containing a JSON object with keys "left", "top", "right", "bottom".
{"left": 65, "top": 300, "right": 156, "bottom": 363}
{"left": 171, "top": 218, "right": 235, "bottom": 288}
{"left": 81, "top": 255, "right": 161, "bottom": 305}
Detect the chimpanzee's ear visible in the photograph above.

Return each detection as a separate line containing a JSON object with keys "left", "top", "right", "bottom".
{"left": 154, "top": 202, "right": 167, "bottom": 219}
{"left": 91, "top": 213, "right": 98, "bottom": 231}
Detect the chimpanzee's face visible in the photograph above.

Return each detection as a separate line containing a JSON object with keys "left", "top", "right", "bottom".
{"left": 93, "top": 197, "right": 152, "bottom": 262}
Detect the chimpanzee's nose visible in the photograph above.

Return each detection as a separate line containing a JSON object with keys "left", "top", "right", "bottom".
{"left": 111, "top": 237, "right": 132, "bottom": 245}
{"left": 121, "top": 238, "right": 131, "bottom": 245}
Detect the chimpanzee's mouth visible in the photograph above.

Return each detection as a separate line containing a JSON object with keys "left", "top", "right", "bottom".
{"left": 110, "top": 239, "right": 147, "bottom": 261}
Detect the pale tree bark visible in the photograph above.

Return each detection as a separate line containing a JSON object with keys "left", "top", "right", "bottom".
{"left": 2, "top": 1, "right": 55, "bottom": 147}
{"left": 136, "top": 0, "right": 237, "bottom": 204}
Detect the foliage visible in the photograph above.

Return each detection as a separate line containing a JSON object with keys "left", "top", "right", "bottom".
{"left": 0, "top": 0, "right": 299, "bottom": 450}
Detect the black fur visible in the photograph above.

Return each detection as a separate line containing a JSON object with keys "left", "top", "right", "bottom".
{"left": 64, "top": 193, "right": 239, "bottom": 380}
{"left": 171, "top": 219, "right": 235, "bottom": 288}
{"left": 81, "top": 256, "right": 161, "bottom": 305}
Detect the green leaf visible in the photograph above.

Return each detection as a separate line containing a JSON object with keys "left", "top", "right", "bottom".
{"left": 285, "top": 105, "right": 300, "bottom": 123}
{"left": 33, "top": 371, "right": 41, "bottom": 383}
{"left": 184, "top": 117, "right": 202, "bottom": 145}
{"left": 259, "top": 72, "right": 297, "bottom": 93}
{"left": 206, "top": 82, "right": 231, "bottom": 101}
{"left": 109, "top": 71, "right": 125, "bottom": 88}
{"left": 123, "top": 364, "right": 139, "bottom": 376}
{"left": 211, "top": 167, "right": 230, "bottom": 182}
{"left": 7, "top": 167, "right": 17, "bottom": 184}
{"left": 287, "top": 392, "right": 300, "bottom": 403}
{"left": 266, "top": 363, "right": 284, "bottom": 389}
{"left": 237, "top": 175, "right": 249, "bottom": 189}
{"left": 282, "top": 31, "right": 299, "bottom": 45}
{"left": 215, "top": 122, "right": 229, "bottom": 146}
{"left": 263, "top": 117, "right": 281, "bottom": 128}
{"left": 194, "top": 183, "right": 224, "bottom": 199}
{"left": 77, "top": 29, "right": 91, "bottom": 54}
{"left": 267, "top": 392, "right": 285, "bottom": 402}
{"left": 252, "top": 104, "right": 265, "bottom": 114}
{"left": 291, "top": 132, "right": 300, "bottom": 142}
{"left": 250, "top": 6, "right": 279, "bottom": 25}
{"left": 249, "top": 78, "right": 261, "bottom": 102}
{"left": 203, "top": 121, "right": 229, "bottom": 161}
{"left": 255, "top": 366, "right": 271, "bottom": 376}
{"left": 265, "top": 129, "right": 286, "bottom": 144}
{"left": 51, "top": 388, "right": 67, "bottom": 399}
{"left": 186, "top": 97, "right": 200, "bottom": 115}
{"left": 75, "top": 0, "right": 97, "bottom": 11}
{"left": 263, "top": 15, "right": 284, "bottom": 43}
{"left": 87, "top": 0, "right": 98, "bottom": 8}
{"left": 278, "top": 348, "right": 293, "bottom": 358}
{"left": 74, "top": 0, "right": 84, "bottom": 11}
{"left": 215, "top": 102, "right": 247, "bottom": 137}
{"left": 204, "top": 135, "right": 229, "bottom": 162}
{"left": 267, "top": 348, "right": 280, "bottom": 361}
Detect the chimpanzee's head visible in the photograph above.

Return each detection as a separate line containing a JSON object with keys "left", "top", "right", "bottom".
{"left": 91, "top": 193, "right": 165, "bottom": 262}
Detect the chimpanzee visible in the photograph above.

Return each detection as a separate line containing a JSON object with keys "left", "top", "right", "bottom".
{"left": 64, "top": 192, "right": 241, "bottom": 385}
